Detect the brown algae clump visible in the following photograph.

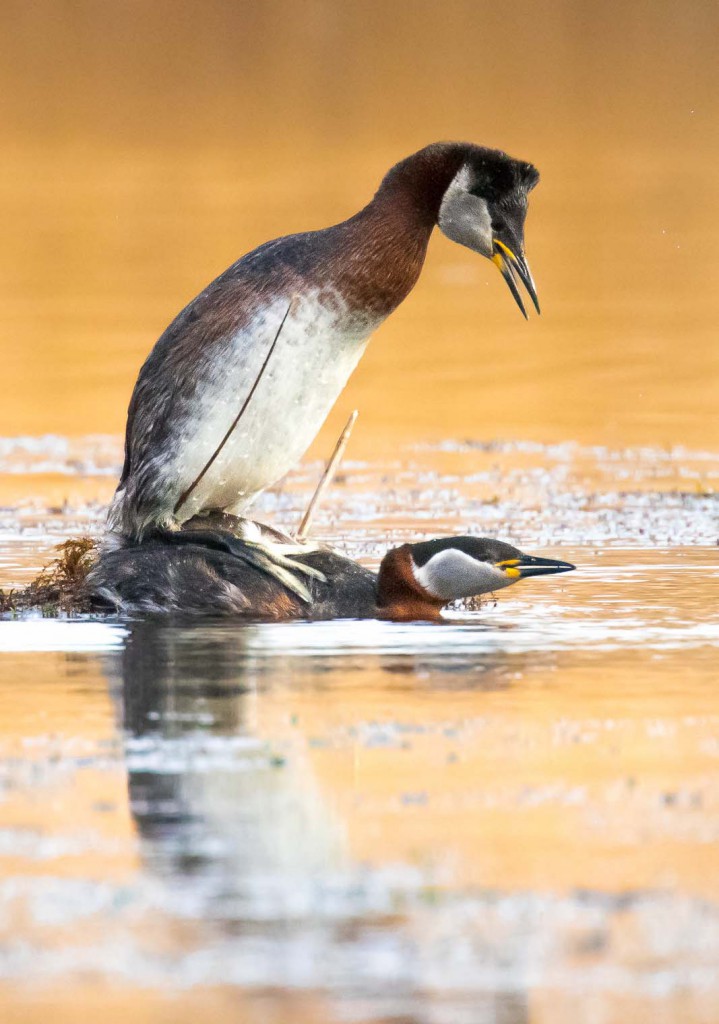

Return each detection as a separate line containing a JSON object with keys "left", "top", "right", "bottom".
{"left": 0, "top": 538, "right": 98, "bottom": 616}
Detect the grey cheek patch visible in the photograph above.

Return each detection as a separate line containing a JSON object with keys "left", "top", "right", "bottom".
{"left": 413, "top": 549, "right": 512, "bottom": 601}
{"left": 438, "top": 169, "right": 493, "bottom": 258}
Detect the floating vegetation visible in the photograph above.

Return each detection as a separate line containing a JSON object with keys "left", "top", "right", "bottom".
{"left": 0, "top": 537, "right": 98, "bottom": 616}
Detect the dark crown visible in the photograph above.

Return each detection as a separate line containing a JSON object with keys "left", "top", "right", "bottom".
{"left": 464, "top": 148, "right": 540, "bottom": 202}
{"left": 409, "top": 535, "right": 522, "bottom": 568}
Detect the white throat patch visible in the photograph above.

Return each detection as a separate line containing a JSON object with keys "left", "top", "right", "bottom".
{"left": 412, "top": 549, "right": 513, "bottom": 601}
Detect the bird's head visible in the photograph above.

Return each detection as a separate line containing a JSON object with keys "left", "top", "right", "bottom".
{"left": 437, "top": 148, "right": 540, "bottom": 318}
{"left": 376, "top": 536, "right": 574, "bottom": 622}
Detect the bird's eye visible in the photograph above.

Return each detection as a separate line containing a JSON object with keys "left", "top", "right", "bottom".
{"left": 491, "top": 218, "right": 505, "bottom": 233}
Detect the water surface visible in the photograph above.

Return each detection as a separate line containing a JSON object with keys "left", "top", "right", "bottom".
{"left": 1, "top": 2, "right": 719, "bottom": 1020}
{"left": 1, "top": 439, "right": 718, "bottom": 1023}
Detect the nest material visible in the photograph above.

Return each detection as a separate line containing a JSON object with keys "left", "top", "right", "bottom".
{"left": 0, "top": 538, "right": 99, "bottom": 616}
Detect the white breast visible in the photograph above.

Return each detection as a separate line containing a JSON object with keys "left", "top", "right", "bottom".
{"left": 170, "top": 289, "right": 380, "bottom": 521}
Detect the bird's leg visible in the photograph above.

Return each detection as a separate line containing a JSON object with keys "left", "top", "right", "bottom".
{"left": 184, "top": 512, "right": 309, "bottom": 547}
{"left": 183, "top": 513, "right": 324, "bottom": 567}
{"left": 236, "top": 521, "right": 324, "bottom": 563}
{"left": 214, "top": 508, "right": 320, "bottom": 554}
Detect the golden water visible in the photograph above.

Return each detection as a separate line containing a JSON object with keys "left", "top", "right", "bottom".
{"left": 1, "top": 1, "right": 718, "bottom": 1021}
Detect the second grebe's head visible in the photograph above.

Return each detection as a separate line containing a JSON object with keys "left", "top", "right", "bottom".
{"left": 437, "top": 148, "right": 540, "bottom": 317}
{"left": 377, "top": 536, "right": 575, "bottom": 622}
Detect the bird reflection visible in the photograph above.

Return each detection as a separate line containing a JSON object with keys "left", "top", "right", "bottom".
{"left": 101, "top": 620, "right": 531, "bottom": 1024}
{"left": 106, "top": 621, "right": 345, "bottom": 885}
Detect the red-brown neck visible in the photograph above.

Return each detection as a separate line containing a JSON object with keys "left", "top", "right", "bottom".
{"left": 375, "top": 545, "right": 445, "bottom": 623}
{"left": 372, "top": 143, "right": 471, "bottom": 226}
{"left": 332, "top": 144, "right": 471, "bottom": 318}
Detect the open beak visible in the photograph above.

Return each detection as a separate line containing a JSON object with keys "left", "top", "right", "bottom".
{"left": 492, "top": 240, "right": 540, "bottom": 318}
{"left": 497, "top": 555, "right": 575, "bottom": 579}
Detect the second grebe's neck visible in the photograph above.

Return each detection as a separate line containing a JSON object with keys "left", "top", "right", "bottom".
{"left": 375, "top": 544, "right": 445, "bottom": 623}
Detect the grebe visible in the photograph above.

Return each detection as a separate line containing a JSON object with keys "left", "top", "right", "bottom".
{"left": 88, "top": 520, "right": 574, "bottom": 621}
{"left": 108, "top": 143, "right": 540, "bottom": 544}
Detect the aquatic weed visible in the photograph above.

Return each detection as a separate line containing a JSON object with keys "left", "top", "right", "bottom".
{"left": 0, "top": 537, "right": 98, "bottom": 616}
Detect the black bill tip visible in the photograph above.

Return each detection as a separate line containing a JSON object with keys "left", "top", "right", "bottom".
{"left": 493, "top": 252, "right": 528, "bottom": 319}
{"left": 492, "top": 244, "right": 540, "bottom": 317}
{"left": 516, "top": 555, "right": 576, "bottom": 579}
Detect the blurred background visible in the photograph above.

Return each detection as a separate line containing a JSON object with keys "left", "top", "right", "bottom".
{"left": 0, "top": 0, "right": 717, "bottom": 459}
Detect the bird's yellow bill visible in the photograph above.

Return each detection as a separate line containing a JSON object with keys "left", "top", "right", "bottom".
{"left": 497, "top": 555, "right": 576, "bottom": 579}
{"left": 494, "top": 239, "right": 519, "bottom": 263}
{"left": 492, "top": 242, "right": 540, "bottom": 318}
{"left": 495, "top": 557, "right": 521, "bottom": 578}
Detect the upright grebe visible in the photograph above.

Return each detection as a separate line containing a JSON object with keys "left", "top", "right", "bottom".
{"left": 108, "top": 143, "right": 540, "bottom": 544}
{"left": 88, "top": 519, "right": 574, "bottom": 621}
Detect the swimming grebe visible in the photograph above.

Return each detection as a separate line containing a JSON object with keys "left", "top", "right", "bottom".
{"left": 108, "top": 143, "right": 540, "bottom": 543}
{"left": 88, "top": 521, "right": 574, "bottom": 621}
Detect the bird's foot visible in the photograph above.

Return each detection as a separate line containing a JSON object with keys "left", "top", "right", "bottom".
{"left": 239, "top": 543, "right": 325, "bottom": 603}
